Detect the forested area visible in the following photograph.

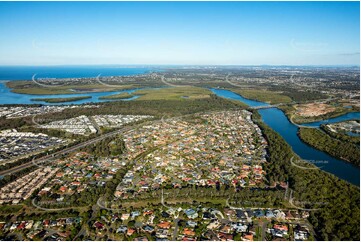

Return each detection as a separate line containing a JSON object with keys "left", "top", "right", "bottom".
{"left": 0, "top": 116, "right": 28, "bottom": 130}
{"left": 81, "top": 135, "right": 126, "bottom": 157}
{"left": 31, "top": 96, "right": 91, "bottom": 103}
{"left": 113, "top": 186, "right": 285, "bottom": 209}
{"left": 252, "top": 111, "right": 360, "bottom": 241}
{"left": 30, "top": 94, "right": 245, "bottom": 124}
{"left": 20, "top": 126, "right": 76, "bottom": 139}
{"left": 321, "top": 124, "right": 360, "bottom": 145}
{"left": 0, "top": 166, "right": 37, "bottom": 188}
{"left": 269, "top": 86, "right": 328, "bottom": 102}
{"left": 298, "top": 127, "right": 359, "bottom": 166}
{"left": 0, "top": 94, "right": 244, "bottom": 130}
{"left": 230, "top": 88, "right": 292, "bottom": 104}
{"left": 4, "top": 209, "right": 81, "bottom": 222}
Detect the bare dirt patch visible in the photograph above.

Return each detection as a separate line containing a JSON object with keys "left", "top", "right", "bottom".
{"left": 295, "top": 103, "right": 336, "bottom": 117}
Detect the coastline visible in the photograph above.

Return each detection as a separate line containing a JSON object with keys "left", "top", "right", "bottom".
{"left": 4, "top": 80, "right": 137, "bottom": 95}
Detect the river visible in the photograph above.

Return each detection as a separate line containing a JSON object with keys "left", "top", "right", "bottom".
{"left": 301, "top": 112, "right": 360, "bottom": 127}
{"left": 210, "top": 88, "right": 360, "bottom": 186}
{"left": 0, "top": 82, "right": 359, "bottom": 185}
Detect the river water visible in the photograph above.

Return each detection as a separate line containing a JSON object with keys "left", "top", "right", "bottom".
{"left": 0, "top": 80, "right": 359, "bottom": 185}
{"left": 210, "top": 88, "right": 360, "bottom": 186}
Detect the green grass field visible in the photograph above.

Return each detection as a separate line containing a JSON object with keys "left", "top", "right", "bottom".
{"left": 133, "top": 86, "right": 212, "bottom": 101}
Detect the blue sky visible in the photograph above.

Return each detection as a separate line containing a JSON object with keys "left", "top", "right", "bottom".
{"left": 0, "top": 1, "right": 359, "bottom": 66}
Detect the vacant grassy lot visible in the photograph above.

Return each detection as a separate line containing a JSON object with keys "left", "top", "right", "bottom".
{"left": 133, "top": 86, "right": 212, "bottom": 100}
{"left": 230, "top": 88, "right": 292, "bottom": 104}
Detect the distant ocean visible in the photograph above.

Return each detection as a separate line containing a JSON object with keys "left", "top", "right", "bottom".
{"left": 0, "top": 66, "right": 155, "bottom": 81}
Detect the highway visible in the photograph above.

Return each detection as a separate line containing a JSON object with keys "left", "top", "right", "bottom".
{"left": 0, "top": 116, "right": 185, "bottom": 177}
{"left": 0, "top": 126, "right": 135, "bottom": 176}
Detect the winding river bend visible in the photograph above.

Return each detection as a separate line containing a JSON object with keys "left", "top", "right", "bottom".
{"left": 0, "top": 81, "right": 359, "bottom": 185}
{"left": 210, "top": 88, "right": 360, "bottom": 186}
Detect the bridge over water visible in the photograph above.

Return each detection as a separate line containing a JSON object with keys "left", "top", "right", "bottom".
{"left": 249, "top": 104, "right": 282, "bottom": 110}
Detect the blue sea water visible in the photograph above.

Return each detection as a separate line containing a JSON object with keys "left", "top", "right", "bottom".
{"left": 0, "top": 65, "right": 359, "bottom": 185}
{"left": 0, "top": 66, "right": 153, "bottom": 81}
{"left": 0, "top": 82, "right": 143, "bottom": 105}
{"left": 0, "top": 66, "right": 154, "bottom": 105}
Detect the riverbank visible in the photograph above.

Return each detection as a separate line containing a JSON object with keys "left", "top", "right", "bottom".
{"left": 99, "top": 93, "right": 134, "bottom": 100}
{"left": 251, "top": 110, "right": 360, "bottom": 241}
{"left": 0, "top": 82, "right": 143, "bottom": 105}
{"left": 320, "top": 123, "right": 359, "bottom": 144}
{"left": 31, "top": 96, "right": 92, "bottom": 103}
{"left": 210, "top": 88, "right": 360, "bottom": 186}
{"left": 230, "top": 88, "right": 292, "bottom": 104}
{"left": 277, "top": 106, "right": 310, "bottom": 128}
{"left": 6, "top": 81, "right": 135, "bottom": 95}
{"left": 216, "top": 87, "right": 359, "bottom": 125}
{"left": 298, "top": 127, "right": 359, "bottom": 166}
{"left": 280, "top": 103, "right": 360, "bottom": 125}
